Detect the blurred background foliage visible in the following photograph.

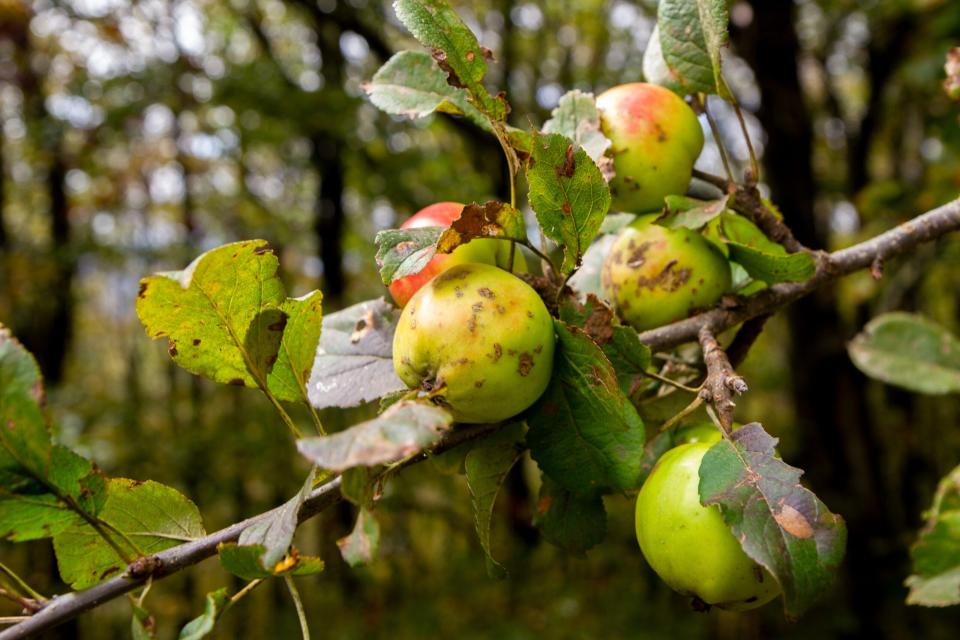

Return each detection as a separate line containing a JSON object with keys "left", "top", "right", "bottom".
{"left": 1, "top": 0, "right": 959, "bottom": 638}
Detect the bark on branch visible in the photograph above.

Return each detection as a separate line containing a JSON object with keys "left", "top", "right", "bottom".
{"left": 638, "top": 197, "right": 960, "bottom": 351}
{"left": 698, "top": 326, "right": 747, "bottom": 431}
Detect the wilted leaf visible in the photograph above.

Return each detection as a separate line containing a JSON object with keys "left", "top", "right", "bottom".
{"left": 340, "top": 466, "right": 383, "bottom": 508}
{"left": 374, "top": 226, "right": 443, "bottom": 285}
{"left": 218, "top": 544, "right": 324, "bottom": 580}
{"left": 297, "top": 401, "right": 452, "bottom": 472}
{"left": 393, "top": 0, "right": 507, "bottom": 121}
{"left": 657, "top": 0, "right": 731, "bottom": 98}
{"left": 527, "top": 321, "right": 646, "bottom": 494}
{"left": 698, "top": 423, "right": 847, "bottom": 618}
{"left": 436, "top": 201, "right": 525, "bottom": 254}
{"left": 0, "top": 326, "right": 106, "bottom": 541}
{"left": 307, "top": 298, "right": 406, "bottom": 409}
{"left": 179, "top": 588, "right": 229, "bottom": 640}
{"left": 238, "top": 468, "right": 317, "bottom": 570}
{"left": 848, "top": 312, "right": 960, "bottom": 395}
{"left": 464, "top": 422, "right": 526, "bottom": 578}
{"left": 364, "top": 50, "right": 491, "bottom": 130}
{"left": 534, "top": 476, "right": 607, "bottom": 553}
{"left": 906, "top": 465, "right": 960, "bottom": 606}
{"left": 543, "top": 90, "right": 614, "bottom": 178}
{"left": 657, "top": 195, "right": 729, "bottom": 230}
{"left": 54, "top": 479, "right": 206, "bottom": 589}
{"left": 337, "top": 508, "right": 381, "bottom": 567}
{"left": 527, "top": 132, "right": 611, "bottom": 274}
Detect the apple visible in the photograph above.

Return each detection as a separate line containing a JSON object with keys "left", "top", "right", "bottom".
{"left": 635, "top": 442, "right": 782, "bottom": 611}
{"left": 388, "top": 202, "right": 525, "bottom": 307}
{"left": 393, "top": 263, "right": 555, "bottom": 423}
{"left": 596, "top": 83, "right": 704, "bottom": 213}
{"left": 601, "top": 215, "right": 731, "bottom": 331}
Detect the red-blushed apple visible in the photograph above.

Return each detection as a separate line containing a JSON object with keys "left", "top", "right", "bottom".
{"left": 596, "top": 83, "right": 704, "bottom": 213}
{"left": 388, "top": 202, "right": 525, "bottom": 307}
{"left": 393, "top": 263, "right": 555, "bottom": 424}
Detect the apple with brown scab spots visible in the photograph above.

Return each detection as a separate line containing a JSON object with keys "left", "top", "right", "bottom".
{"left": 601, "top": 214, "right": 731, "bottom": 331}
{"left": 393, "top": 262, "right": 555, "bottom": 424}
{"left": 597, "top": 83, "right": 704, "bottom": 213}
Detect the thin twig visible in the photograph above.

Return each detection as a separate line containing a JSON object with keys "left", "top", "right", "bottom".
{"left": 698, "top": 326, "right": 747, "bottom": 432}
{"left": 0, "top": 563, "right": 44, "bottom": 604}
{"left": 642, "top": 370, "right": 701, "bottom": 394}
{"left": 726, "top": 314, "right": 772, "bottom": 368}
{"left": 284, "top": 577, "right": 310, "bottom": 640}
{"left": 731, "top": 101, "right": 760, "bottom": 183}
{"left": 702, "top": 98, "right": 735, "bottom": 182}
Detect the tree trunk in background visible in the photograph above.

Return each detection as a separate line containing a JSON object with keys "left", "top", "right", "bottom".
{"left": 739, "top": 2, "right": 898, "bottom": 636}
{"left": 314, "top": 23, "right": 346, "bottom": 301}
{"left": 0, "top": 125, "right": 7, "bottom": 250}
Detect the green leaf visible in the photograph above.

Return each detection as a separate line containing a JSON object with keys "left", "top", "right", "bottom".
{"left": 393, "top": 0, "right": 507, "bottom": 122}
{"left": 848, "top": 312, "right": 960, "bottom": 395}
{"left": 179, "top": 588, "right": 230, "bottom": 640}
{"left": 436, "top": 201, "right": 526, "bottom": 253}
{"left": 557, "top": 295, "right": 651, "bottom": 395}
{"left": 527, "top": 321, "right": 646, "bottom": 494}
{"left": 542, "top": 90, "right": 613, "bottom": 177}
{"left": 337, "top": 508, "right": 381, "bottom": 568}
{"left": 527, "top": 132, "right": 611, "bottom": 274}
{"left": 238, "top": 469, "right": 317, "bottom": 570}
{"left": 53, "top": 478, "right": 205, "bottom": 589}
{"left": 657, "top": 0, "right": 731, "bottom": 98}
{"left": 0, "top": 326, "right": 107, "bottom": 541}
{"left": 642, "top": 25, "right": 683, "bottom": 94}
{"left": 308, "top": 298, "right": 406, "bottom": 410}
{"left": 726, "top": 242, "right": 816, "bottom": 284}
{"left": 135, "top": 240, "right": 289, "bottom": 392}
{"left": 464, "top": 422, "right": 526, "bottom": 578}
{"left": 657, "top": 195, "right": 729, "bottom": 230}
{"left": 297, "top": 401, "right": 453, "bottom": 472}
{"left": 364, "top": 50, "right": 491, "bottom": 131}
{"left": 374, "top": 226, "right": 443, "bottom": 285}
{"left": 218, "top": 544, "right": 324, "bottom": 580}
{"left": 698, "top": 423, "right": 847, "bottom": 618}
{"left": 906, "top": 465, "right": 960, "bottom": 606}
{"left": 265, "top": 291, "right": 323, "bottom": 404}
{"left": 534, "top": 476, "right": 607, "bottom": 553}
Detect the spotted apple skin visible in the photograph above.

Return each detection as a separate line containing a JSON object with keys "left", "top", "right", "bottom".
{"left": 388, "top": 202, "right": 526, "bottom": 307}
{"left": 597, "top": 83, "right": 704, "bottom": 214}
{"left": 635, "top": 442, "right": 781, "bottom": 611}
{"left": 601, "top": 215, "right": 730, "bottom": 331}
{"left": 393, "top": 263, "right": 555, "bottom": 424}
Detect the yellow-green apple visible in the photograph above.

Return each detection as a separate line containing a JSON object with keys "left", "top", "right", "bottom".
{"left": 635, "top": 442, "right": 781, "bottom": 611}
{"left": 393, "top": 263, "right": 554, "bottom": 423}
{"left": 601, "top": 214, "right": 730, "bottom": 331}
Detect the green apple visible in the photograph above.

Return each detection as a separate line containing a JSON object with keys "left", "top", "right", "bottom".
{"left": 635, "top": 442, "right": 781, "bottom": 611}
{"left": 596, "top": 83, "right": 704, "bottom": 213}
{"left": 393, "top": 263, "right": 555, "bottom": 423}
{"left": 601, "top": 215, "right": 731, "bottom": 331}
{"left": 388, "top": 202, "right": 525, "bottom": 307}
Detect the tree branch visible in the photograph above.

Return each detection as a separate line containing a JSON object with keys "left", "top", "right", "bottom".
{"left": 638, "top": 197, "right": 960, "bottom": 351}
{"left": 0, "top": 423, "right": 497, "bottom": 639}
{"left": 698, "top": 326, "right": 747, "bottom": 431}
